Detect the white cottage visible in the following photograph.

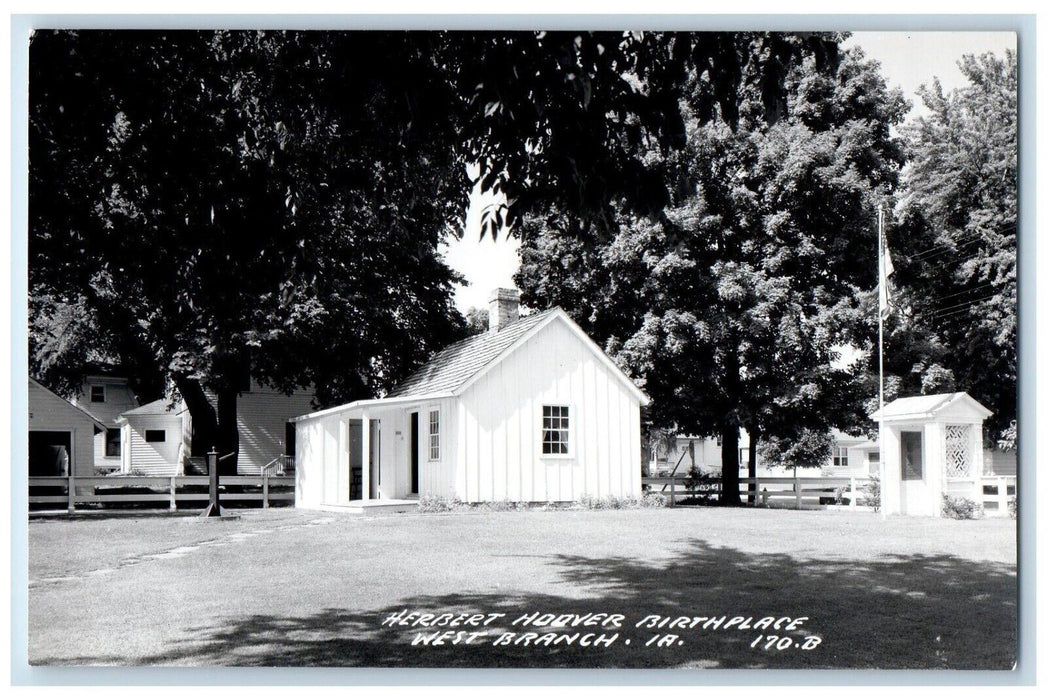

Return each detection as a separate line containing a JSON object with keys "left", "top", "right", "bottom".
{"left": 871, "top": 392, "right": 993, "bottom": 517}
{"left": 293, "top": 289, "right": 649, "bottom": 509}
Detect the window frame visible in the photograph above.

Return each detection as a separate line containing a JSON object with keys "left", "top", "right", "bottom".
{"left": 832, "top": 446, "right": 849, "bottom": 468}
{"left": 89, "top": 384, "right": 106, "bottom": 403}
{"left": 426, "top": 408, "right": 441, "bottom": 462}
{"left": 900, "top": 430, "right": 924, "bottom": 482}
{"left": 104, "top": 428, "right": 121, "bottom": 457}
{"left": 144, "top": 429, "right": 167, "bottom": 444}
{"left": 540, "top": 404, "right": 572, "bottom": 459}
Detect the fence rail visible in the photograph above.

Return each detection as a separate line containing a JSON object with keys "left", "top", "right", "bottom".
{"left": 644, "top": 473, "right": 1016, "bottom": 516}
{"left": 975, "top": 475, "right": 1016, "bottom": 516}
{"left": 643, "top": 474, "right": 871, "bottom": 510}
{"left": 29, "top": 474, "right": 295, "bottom": 512}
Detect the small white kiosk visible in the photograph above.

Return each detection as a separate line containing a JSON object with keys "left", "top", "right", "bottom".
{"left": 871, "top": 392, "right": 992, "bottom": 517}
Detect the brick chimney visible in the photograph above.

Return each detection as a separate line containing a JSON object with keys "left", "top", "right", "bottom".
{"left": 488, "top": 288, "right": 521, "bottom": 333}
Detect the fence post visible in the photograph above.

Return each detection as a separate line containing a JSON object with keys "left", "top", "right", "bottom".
{"left": 794, "top": 472, "right": 802, "bottom": 510}
{"left": 850, "top": 477, "right": 857, "bottom": 511}
{"left": 263, "top": 470, "right": 270, "bottom": 509}
{"left": 170, "top": 476, "right": 178, "bottom": 511}
{"left": 753, "top": 475, "right": 760, "bottom": 507}
{"left": 669, "top": 476, "right": 676, "bottom": 507}
{"left": 67, "top": 471, "right": 76, "bottom": 514}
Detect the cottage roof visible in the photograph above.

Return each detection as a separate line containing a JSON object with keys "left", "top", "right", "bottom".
{"left": 870, "top": 392, "right": 992, "bottom": 422}
{"left": 292, "top": 307, "right": 649, "bottom": 423}
{"left": 386, "top": 309, "right": 557, "bottom": 398}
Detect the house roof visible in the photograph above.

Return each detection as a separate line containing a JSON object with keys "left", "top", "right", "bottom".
{"left": 293, "top": 307, "right": 649, "bottom": 423}
{"left": 118, "top": 398, "right": 186, "bottom": 419}
{"left": 29, "top": 378, "right": 108, "bottom": 431}
{"left": 870, "top": 392, "right": 993, "bottom": 422}
{"left": 386, "top": 309, "right": 558, "bottom": 398}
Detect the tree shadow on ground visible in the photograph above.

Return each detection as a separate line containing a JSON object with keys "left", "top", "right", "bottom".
{"left": 38, "top": 538, "right": 1016, "bottom": 669}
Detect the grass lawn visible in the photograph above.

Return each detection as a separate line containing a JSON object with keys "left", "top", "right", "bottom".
{"left": 27, "top": 507, "right": 1017, "bottom": 669}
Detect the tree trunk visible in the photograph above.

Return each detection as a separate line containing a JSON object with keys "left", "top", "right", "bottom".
{"left": 746, "top": 426, "right": 760, "bottom": 505}
{"left": 720, "top": 426, "right": 741, "bottom": 506}
{"left": 172, "top": 373, "right": 218, "bottom": 458}
{"left": 216, "top": 385, "right": 240, "bottom": 476}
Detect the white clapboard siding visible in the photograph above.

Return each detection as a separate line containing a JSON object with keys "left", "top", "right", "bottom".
{"left": 124, "top": 415, "right": 185, "bottom": 476}
{"left": 456, "top": 316, "right": 642, "bottom": 502}
{"left": 28, "top": 379, "right": 100, "bottom": 478}
{"left": 984, "top": 448, "right": 1017, "bottom": 477}
{"left": 234, "top": 388, "right": 316, "bottom": 474}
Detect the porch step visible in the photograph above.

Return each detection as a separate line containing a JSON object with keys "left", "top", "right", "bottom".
{"left": 318, "top": 498, "right": 419, "bottom": 515}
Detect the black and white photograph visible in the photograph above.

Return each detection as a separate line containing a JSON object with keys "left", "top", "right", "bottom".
{"left": 14, "top": 11, "right": 1026, "bottom": 679}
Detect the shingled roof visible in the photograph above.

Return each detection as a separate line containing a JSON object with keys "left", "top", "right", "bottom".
{"left": 386, "top": 309, "right": 557, "bottom": 398}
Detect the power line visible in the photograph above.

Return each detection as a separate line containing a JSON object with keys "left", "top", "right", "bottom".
{"left": 909, "top": 234, "right": 985, "bottom": 263}
{"left": 930, "top": 282, "right": 997, "bottom": 305}
{"left": 930, "top": 294, "right": 1005, "bottom": 320}
{"left": 904, "top": 223, "right": 1017, "bottom": 262}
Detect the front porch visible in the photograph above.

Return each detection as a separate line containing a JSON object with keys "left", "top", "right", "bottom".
{"left": 294, "top": 393, "right": 455, "bottom": 510}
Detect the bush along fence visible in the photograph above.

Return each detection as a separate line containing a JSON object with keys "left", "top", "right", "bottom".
{"left": 642, "top": 471, "right": 1015, "bottom": 517}
{"left": 29, "top": 473, "right": 295, "bottom": 513}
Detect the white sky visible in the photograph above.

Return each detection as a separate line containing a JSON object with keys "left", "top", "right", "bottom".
{"left": 442, "top": 31, "right": 1018, "bottom": 314}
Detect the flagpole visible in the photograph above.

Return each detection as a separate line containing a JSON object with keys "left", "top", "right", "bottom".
{"left": 877, "top": 203, "right": 887, "bottom": 521}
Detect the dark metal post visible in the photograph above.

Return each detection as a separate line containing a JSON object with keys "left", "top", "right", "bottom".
{"left": 199, "top": 447, "right": 226, "bottom": 517}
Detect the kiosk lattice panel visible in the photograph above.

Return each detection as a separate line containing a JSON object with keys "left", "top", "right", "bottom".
{"left": 945, "top": 425, "right": 971, "bottom": 477}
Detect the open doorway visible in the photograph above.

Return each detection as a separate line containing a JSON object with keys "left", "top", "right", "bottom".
{"left": 29, "top": 431, "right": 71, "bottom": 476}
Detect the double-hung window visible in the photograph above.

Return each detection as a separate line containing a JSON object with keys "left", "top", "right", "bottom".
{"left": 541, "top": 405, "right": 570, "bottom": 456}
{"left": 105, "top": 428, "right": 121, "bottom": 457}
{"left": 427, "top": 409, "right": 440, "bottom": 461}
{"left": 832, "top": 446, "right": 849, "bottom": 467}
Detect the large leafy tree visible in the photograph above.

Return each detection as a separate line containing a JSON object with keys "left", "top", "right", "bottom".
{"left": 439, "top": 31, "right": 846, "bottom": 237}
{"left": 891, "top": 50, "right": 1017, "bottom": 435}
{"left": 516, "top": 47, "right": 908, "bottom": 503}
{"left": 30, "top": 29, "right": 845, "bottom": 472}
{"left": 30, "top": 31, "right": 469, "bottom": 467}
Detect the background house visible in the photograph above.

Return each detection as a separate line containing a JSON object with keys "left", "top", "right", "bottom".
{"left": 651, "top": 434, "right": 755, "bottom": 476}
{"left": 294, "top": 289, "right": 649, "bottom": 508}
{"left": 70, "top": 375, "right": 139, "bottom": 474}
{"left": 116, "top": 380, "right": 315, "bottom": 476}
{"left": 28, "top": 378, "right": 106, "bottom": 477}
{"left": 821, "top": 430, "right": 880, "bottom": 478}
{"left": 653, "top": 428, "right": 878, "bottom": 478}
